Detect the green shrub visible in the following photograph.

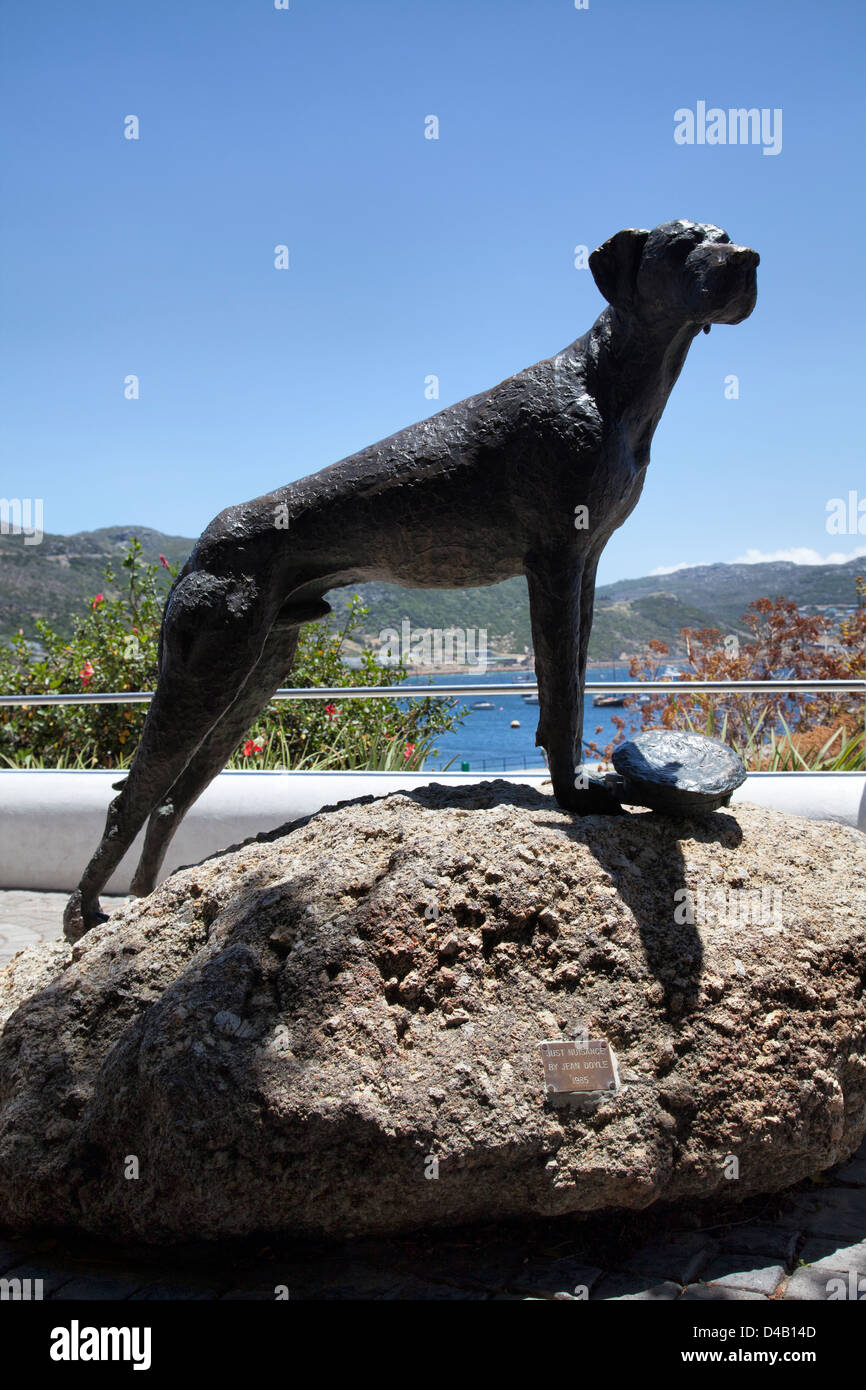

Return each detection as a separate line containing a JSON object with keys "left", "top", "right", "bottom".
{"left": 0, "top": 542, "right": 461, "bottom": 770}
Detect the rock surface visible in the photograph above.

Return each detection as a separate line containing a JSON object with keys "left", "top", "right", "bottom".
{"left": 1, "top": 782, "right": 864, "bottom": 1243}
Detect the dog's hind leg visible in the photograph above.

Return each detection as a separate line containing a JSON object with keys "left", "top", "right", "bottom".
{"left": 525, "top": 546, "right": 623, "bottom": 815}
{"left": 62, "top": 570, "right": 282, "bottom": 942}
{"left": 127, "top": 621, "right": 307, "bottom": 898}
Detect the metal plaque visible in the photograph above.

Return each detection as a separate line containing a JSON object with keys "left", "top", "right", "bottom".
{"left": 538, "top": 1038, "right": 620, "bottom": 1095}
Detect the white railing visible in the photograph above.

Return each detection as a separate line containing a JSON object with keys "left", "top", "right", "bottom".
{"left": 1, "top": 679, "right": 863, "bottom": 892}
{"left": 0, "top": 678, "right": 863, "bottom": 706}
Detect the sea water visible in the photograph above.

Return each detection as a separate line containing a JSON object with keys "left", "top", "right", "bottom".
{"left": 402, "top": 666, "right": 648, "bottom": 773}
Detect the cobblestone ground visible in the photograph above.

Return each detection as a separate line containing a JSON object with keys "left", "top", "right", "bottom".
{"left": 1, "top": 890, "right": 864, "bottom": 1301}
{"left": 0, "top": 889, "right": 130, "bottom": 967}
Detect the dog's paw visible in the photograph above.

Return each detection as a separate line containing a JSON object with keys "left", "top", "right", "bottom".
{"left": 63, "top": 891, "right": 109, "bottom": 943}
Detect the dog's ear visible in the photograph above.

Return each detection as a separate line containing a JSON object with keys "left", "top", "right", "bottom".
{"left": 589, "top": 228, "right": 650, "bottom": 310}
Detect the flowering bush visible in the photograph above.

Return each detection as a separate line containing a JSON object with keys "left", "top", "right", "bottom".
{"left": 227, "top": 594, "right": 461, "bottom": 771}
{"left": 0, "top": 540, "right": 167, "bottom": 767}
{"left": 583, "top": 583, "right": 865, "bottom": 771}
{"left": 0, "top": 543, "right": 461, "bottom": 770}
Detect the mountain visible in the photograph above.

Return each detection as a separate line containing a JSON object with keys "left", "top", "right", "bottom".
{"left": 0, "top": 527, "right": 191, "bottom": 638}
{"left": 599, "top": 560, "right": 865, "bottom": 630}
{"left": 0, "top": 527, "right": 861, "bottom": 659}
{"left": 318, "top": 559, "right": 863, "bottom": 658}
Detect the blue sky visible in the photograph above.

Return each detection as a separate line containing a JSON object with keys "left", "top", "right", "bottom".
{"left": 1, "top": 0, "right": 864, "bottom": 584}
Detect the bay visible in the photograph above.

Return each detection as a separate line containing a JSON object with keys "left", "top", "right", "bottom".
{"left": 402, "top": 665, "right": 651, "bottom": 773}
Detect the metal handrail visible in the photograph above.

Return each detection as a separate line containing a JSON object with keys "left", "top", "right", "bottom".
{"left": 0, "top": 678, "right": 863, "bottom": 707}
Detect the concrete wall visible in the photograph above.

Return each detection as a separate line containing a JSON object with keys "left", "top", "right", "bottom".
{"left": 0, "top": 768, "right": 863, "bottom": 894}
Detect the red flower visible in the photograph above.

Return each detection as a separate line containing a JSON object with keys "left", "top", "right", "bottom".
{"left": 403, "top": 743, "right": 415, "bottom": 760}
{"left": 91, "top": 593, "right": 104, "bottom": 609}
{"left": 159, "top": 554, "right": 170, "bottom": 569}
{"left": 80, "top": 660, "right": 94, "bottom": 687}
{"left": 242, "top": 739, "right": 264, "bottom": 757}
{"left": 325, "top": 702, "right": 338, "bottom": 720}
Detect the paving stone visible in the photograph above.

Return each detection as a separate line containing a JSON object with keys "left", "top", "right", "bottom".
{"left": 510, "top": 1257, "right": 605, "bottom": 1299}
{"left": 703, "top": 1260, "right": 786, "bottom": 1296}
{"left": 0, "top": 1264, "right": 72, "bottom": 1298}
{"left": 781, "top": 1267, "right": 865, "bottom": 1301}
{"left": 798, "top": 1237, "right": 866, "bottom": 1274}
{"left": 50, "top": 1274, "right": 145, "bottom": 1300}
{"left": 681, "top": 1283, "right": 768, "bottom": 1301}
{"left": 228, "top": 1257, "right": 384, "bottom": 1300}
{"left": 593, "top": 1274, "right": 681, "bottom": 1301}
{"left": 770, "top": 1195, "right": 819, "bottom": 1229}
{"left": 0, "top": 891, "right": 129, "bottom": 967}
{"left": 298, "top": 1270, "right": 489, "bottom": 1300}
{"left": 615, "top": 1238, "right": 715, "bottom": 1284}
{"left": 384, "top": 1238, "right": 524, "bottom": 1292}
{"left": 802, "top": 1205, "right": 866, "bottom": 1243}
{"left": 813, "top": 1185, "right": 866, "bottom": 1206}
{"left": 130, "top": 1283, "right": 220, "bottom": 1300}
{"left": 222, "top": 1274, "right": 486, "bottom": 1300}
{"left": 314, "top": 1268, "right": 477, "bottom": 1300}
{"left": 372, "top": 1278, "right": 489, "bottom": 1300}
{"left": 0, "top": 1242, "right": 29, "bottom": 1276}
{"left": 220, "top": 1289, "right": 278, "bottom": 1300}
{"left": 119, "top": 1262, "right": 231, "bottom": 1299}
{"left": 711, "top": 1224, "right": 799, "bottom": 1264}
{"left": 773, "top": 1189, "right": 862, "bottom": 1241}
{"left": 824, "top": 1159, "right": 866, "bottom": 1185}
{"left": 232, "top": 1256, "right": 477, "bottom": 1301}
{"left": 817, "top": 1271, "right": 866, "bottom": 1300}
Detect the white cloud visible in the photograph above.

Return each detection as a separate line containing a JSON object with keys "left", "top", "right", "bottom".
{"left": 732, "top": 545, "right": 866, "bottom": 566}
{"left": 649, "top": 546, "right": 866, "bottom": 576}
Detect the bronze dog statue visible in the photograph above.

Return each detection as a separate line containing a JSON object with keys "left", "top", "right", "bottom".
{"left": 64, "top": 219, "right": 758, "bottom": 940}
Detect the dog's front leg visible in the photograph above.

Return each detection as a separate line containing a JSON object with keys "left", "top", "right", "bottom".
{"left": 525, "top": 547, "right": 623, "bottom": 815}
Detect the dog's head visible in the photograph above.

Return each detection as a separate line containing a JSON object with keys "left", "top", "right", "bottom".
{"left": 589, "top": 220, "right": 759, "bottom": 331}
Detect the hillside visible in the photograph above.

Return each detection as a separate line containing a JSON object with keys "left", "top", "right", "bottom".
{"left": 324, "top": 580, "right": 723, "bottom": 660}
{"left": 0, "top": 528, "right": 190, "bottom": 638}
{"left": 0, "top": 527, "right": 861, "bottom": 659}
{"left": 600, "top": 560, "right": 864, "bottom": 630}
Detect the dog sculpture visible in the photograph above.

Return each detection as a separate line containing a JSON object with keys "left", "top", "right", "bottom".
{"left": 64, "top": 219, "right": 758, "bottom": 940}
